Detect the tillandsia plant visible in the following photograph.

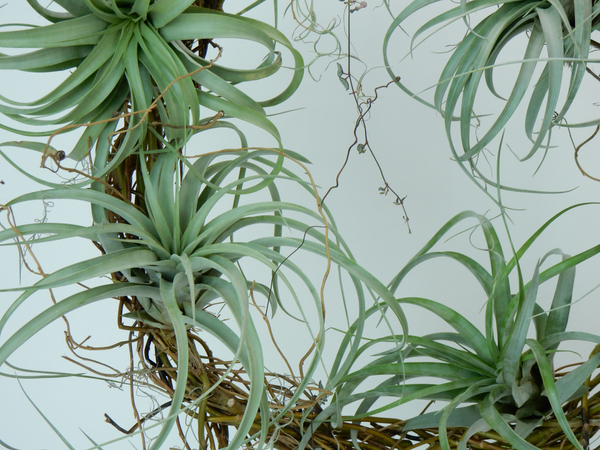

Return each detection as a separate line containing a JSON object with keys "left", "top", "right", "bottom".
{"left": 294, "top": 206, "right": 600, "bottom": 450}
{"left": 0, "top": 0, "right": 302, "bottom": 177}
{"left": 0, "top": 147, "right": 410, "bottom": 449}
{"left": 384, "top": 0, "right": 600, "bottom": 189}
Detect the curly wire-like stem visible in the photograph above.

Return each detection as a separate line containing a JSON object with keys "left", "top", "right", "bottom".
{"left": 318, "top": 3, "right": 411, "bottom": 233}
{"left": 573, "top": 125, "right": 600, "bottom": 182}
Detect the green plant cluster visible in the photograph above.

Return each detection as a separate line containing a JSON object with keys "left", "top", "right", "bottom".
{"left": 303, "top": 208, "right": 600, "bottom": 450}
{"left": 385, "top": 0, "right": 600, "bottom": 195}
{"left": 0, "top": 1, "right": 599, "bottom": 450}
{"left": 0, "top": 1, "right": 406, "bottom": 448}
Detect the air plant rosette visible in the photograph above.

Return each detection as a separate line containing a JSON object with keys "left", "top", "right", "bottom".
{"left": 297, "top": 208, "right": 600, "bottom": 450}
{"left": 384, "top": 0, "right": 600, "bottom": 193}
{"left": 0, "top": 0, "right": 303, "bottom": 181}
{"left": 0, "top": 145, "right": 410, "bottom": 449}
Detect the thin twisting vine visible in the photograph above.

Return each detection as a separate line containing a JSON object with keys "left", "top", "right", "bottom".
{"left": 320, "top": 1, "right": 411, "bottom": 233}
{"left": 568, "top": 123, "right": 600, "bottom": 182}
